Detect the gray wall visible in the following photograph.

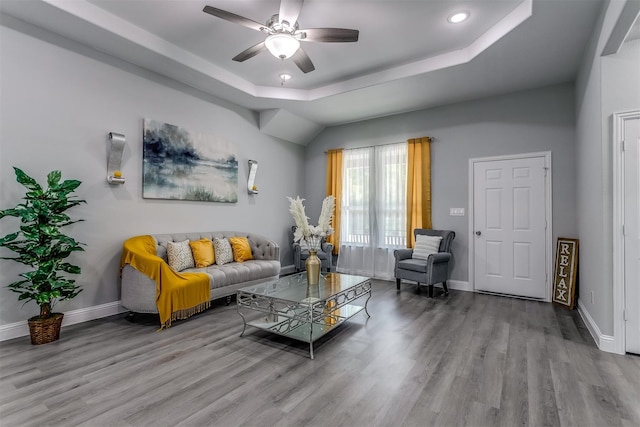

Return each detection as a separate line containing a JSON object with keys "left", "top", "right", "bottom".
{"left": 0, "top": 23, "right": 304, "bottom": 325}
{"left": 575, "top": 0, "right": 640, "bottom": 336}
{"left": 304, "top": 83, "right": 578, "bottom": 284}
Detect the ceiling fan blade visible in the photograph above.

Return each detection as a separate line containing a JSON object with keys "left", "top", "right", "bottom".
{"left": 279, "top": 0, "right": 304, "bottom": 25}
{"left": 291, "top": 48, "right": 315, "bottom": 73}
{"left": 232, "top": 42, "right": 267, "bottom": 62}
{"left": 299, "top": 28, "right": 359, "bottom": 43}
{"left": 203, "top": 5, "right": 266, "bottom": 32}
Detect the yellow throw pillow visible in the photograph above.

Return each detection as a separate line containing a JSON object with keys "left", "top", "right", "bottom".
{"left": 229, "top": 236, "right": 253, "bottom": 262}
{"left": 189, "top": 238, "right": 215, "bottom": 268}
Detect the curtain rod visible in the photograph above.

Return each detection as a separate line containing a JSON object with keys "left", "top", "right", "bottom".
{"left": 325, "top": 137, "right": 433, "bottom": 154}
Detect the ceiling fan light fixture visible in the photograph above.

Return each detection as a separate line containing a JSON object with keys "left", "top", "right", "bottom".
{"left": 279, "top": 73, "right": 292, "bottom": 85}
{"left": 265, "top": 33, "right": 300, "bottom": 59}
{"left": 448, "top": 11, "right": 470, "bottom": 24}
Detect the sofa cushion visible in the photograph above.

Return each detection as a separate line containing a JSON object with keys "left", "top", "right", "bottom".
{"left": 213, "top": 238, "right": 233, "bottom": 265}
{"left": 166, "top": 240, "right": 195, "bottom": 271}
{"left": 229, "top": 236, "right": 253, "bottom": 262}
{"left": 188, "top": 260, "right": 281, "bottom": 289}
{"left": 398, "top": 258, "right": 429, "bottom": 273}
{"left": 189, "top": 238, "right": 215, "bottom": 268}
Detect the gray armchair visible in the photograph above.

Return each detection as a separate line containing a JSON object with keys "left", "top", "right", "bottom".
{"left": 291, "top": 226, "right": 333, "bottom": 272}
{"left": 394, "top": 229, "right": 455, "bottom": 297}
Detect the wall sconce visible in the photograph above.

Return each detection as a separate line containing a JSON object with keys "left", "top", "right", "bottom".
{"left": 248, "top": 160, "right": 258, "bottom": 194}
{"left": 107, "top": 132, "right": 126, "bottom": 184}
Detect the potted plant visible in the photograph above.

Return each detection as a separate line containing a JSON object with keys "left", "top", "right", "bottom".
{"left": 0, "top": 167, "right": 86, "bottom": 344}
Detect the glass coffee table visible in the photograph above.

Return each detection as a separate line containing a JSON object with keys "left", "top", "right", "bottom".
{"left": 236, "top": 272, "right": 371, "bottom": 359}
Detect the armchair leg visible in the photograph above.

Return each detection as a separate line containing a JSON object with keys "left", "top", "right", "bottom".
{"left": 396, "top": 279, "right": 401, "bottom": 290}
{"left": 443, "top": 281, "right": 449, "bottom": 296}
{"left": 428, "top": 285, "right": 434, "bottom": 298}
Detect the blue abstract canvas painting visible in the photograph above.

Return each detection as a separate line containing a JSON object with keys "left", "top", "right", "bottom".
{"left": 142, "top": 119, "right": 238, "bottom": 202}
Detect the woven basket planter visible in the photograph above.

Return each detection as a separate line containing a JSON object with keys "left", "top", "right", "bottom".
{"left": 28, "top": 313, "right": 64, "bottom": 345}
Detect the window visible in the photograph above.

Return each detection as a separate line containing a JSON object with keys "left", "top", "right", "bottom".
{"left": 341, "top": 148, "right": 370, "bottom": 245}
{"left": 337, "top": 143, "right": 407, "bottom": 279}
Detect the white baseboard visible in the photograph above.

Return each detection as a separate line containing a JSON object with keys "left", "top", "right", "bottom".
{"left": 0, "top": 301, "right": 126, "bottom": 342}
{"left": 577, "top": 298, "right": 618, "bottom": 353}
{"left": 447, "top": 280, "right": 472, "bottom": 292}
{"left": 394, "top": 279, "right": 471, "bottom": 292}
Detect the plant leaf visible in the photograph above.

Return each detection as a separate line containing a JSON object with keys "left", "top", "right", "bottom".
{"left": 14, "top": 167, "right": 40, "bottom": 191}
{"left": 0, "top": 232, "right": 19, "bottom": 245}
{"left": 0, "top": 208, "right": 20, "bottom": 219}
{"left": 47, "top": 170, "right": 62, "bottom": 188}
{"left": 57, "top": 179, "right": 82, "bottom": 193}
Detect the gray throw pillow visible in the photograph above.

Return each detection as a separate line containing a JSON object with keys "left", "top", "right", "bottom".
{"left": 412, "top": 235, "right": 442, "bottom": 260}
{"left": 167, "top": 240, "right": 195, "bottom": 271}
{"left": 213, "top": 238, "right": 234, "bottom": 265}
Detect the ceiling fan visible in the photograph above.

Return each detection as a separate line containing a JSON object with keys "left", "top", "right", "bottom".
{"left": 203, "top": 0, "right": 359, "bottom": 73}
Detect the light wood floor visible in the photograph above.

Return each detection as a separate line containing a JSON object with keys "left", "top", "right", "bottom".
{"left": 1, "top": 280, "right": 639, "bottom": 427}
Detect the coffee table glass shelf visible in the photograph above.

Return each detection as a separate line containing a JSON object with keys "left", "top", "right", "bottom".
{"left": 236, "top": 272, "right": 371, "bottom": 359}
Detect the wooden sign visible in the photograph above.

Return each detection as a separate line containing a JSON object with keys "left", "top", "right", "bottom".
{"left": 552, "top": 238, "right": 579, "bottom": 309}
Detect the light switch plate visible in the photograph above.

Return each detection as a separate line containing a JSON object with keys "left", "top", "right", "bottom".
{"left": 450, "top": 208, "right": 465, "bottom": 216}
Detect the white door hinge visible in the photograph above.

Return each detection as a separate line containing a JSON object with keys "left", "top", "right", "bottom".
{"left": 621, "top": 140, "right": 625, "bottom": 151}
{"left": 623, "top": 310, "right": 627, "bottom": 321}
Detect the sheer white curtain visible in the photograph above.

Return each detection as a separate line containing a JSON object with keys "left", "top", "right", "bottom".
{"left": 336, "top": 143, "right": 407, "bottom": 280}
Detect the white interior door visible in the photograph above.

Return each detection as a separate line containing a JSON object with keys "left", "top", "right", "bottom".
{"left": 473, "top": 154, "right": 548, "bottom": 299}
{"left": 623, "top": 116, "right": 640, "bottom": 354}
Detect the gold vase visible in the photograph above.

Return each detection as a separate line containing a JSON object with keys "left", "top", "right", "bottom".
{"left": 306, "top": 249, "right": 321, "bottom": 285}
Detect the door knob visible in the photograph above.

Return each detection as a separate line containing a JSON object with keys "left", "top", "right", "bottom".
{"left": 475, "top": 231, "right": 482, "bottom": 236}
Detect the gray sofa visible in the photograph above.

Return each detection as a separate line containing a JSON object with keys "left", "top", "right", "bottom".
{"left": 121, "top": 231, "right": 280, "bottom": 314}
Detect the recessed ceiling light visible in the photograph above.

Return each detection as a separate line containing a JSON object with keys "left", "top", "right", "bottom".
{"left": 448, "top": 11, "right": 470, "bottom": 24}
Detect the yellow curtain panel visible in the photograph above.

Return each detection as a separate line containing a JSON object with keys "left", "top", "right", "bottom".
{"left": 326, "top": 149, "right": 343, "bottom": 255}
{"left": 406, "top": 137, "right": 432, "bottom": 247}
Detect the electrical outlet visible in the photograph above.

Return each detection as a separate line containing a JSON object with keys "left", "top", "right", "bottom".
{"left": 450, "top": 208, "right": 465, "bottom": 216}
{"left": 591, "top": 291, "right": 594, "bottom": 304}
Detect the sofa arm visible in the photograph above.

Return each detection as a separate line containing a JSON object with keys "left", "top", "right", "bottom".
{"left": 321, "top": 241, "right": 333, "bottom": 254}
{"left": 121, "top": 264, "right": 159, "bottom": 313}
{"left": 428, "top": 252, "right": 451, "bottom": 264}
{"left": 394, "top": 248, "right": 413, "bottom": 261}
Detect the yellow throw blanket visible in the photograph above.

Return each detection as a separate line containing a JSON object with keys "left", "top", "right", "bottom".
{"left": 120, "top": 235, "right": 210, "bottom": 329}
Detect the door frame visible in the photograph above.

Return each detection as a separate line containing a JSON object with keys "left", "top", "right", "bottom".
{"left": 468, "top": 151, "right": 553, "bottom": 301}
{"left": 613, "top": 109, "right": 640, "bottom": 355}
